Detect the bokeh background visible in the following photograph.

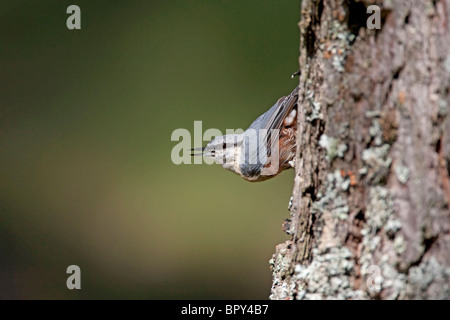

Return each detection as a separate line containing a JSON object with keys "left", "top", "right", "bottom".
{"left": 0, "top": 0, "right": 299, "bottom": 299}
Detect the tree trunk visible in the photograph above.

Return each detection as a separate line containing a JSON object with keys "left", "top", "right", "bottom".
{"left": 270, "top": 0, "right": 450, "bottom": 300}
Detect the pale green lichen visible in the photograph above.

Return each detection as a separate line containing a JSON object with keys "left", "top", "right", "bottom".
{"left": 305, "top": 89, "right": 323, "bottom": 122}
{"left": 269, "top": 245, "right": 296, "bottom": 300}
{"left": 340, "top": 178, "right": 350, "bottom": 191}
{"left": 438, "top": 98, "right": 447, "bottom": 116}
{"left": 358, "top": 166, "right": 368, "bottom": 175}
{"left": 337, "top": 143, "right": 348, "bottom": 158}
{"left": 395, "top": 164, "right": 410, "bottom": 184}
{"left": 365, "top": 110, "right": 381, "bottom": 118}
{"left": 362, "top": 144, "right": 391, "bottom": 166}
{"left": 369, "top": 120, "right": 381, "bottom": 137}
{"left": 385, "top": 218, "right": 402, "bottom": 237}
{"left": 394, "top": 235, "right": 407, "bottom": 254}
{"left": 319, "top": 135, "right": 348, "bottom": 161}
{"left": 333, "top": 196, "right": 350, "bottom": 220}
{"left": 293, "top": 246, "right": 365, "bottom": 300}
{"left": 406, "top": 257, "right": 450, "bottom": 299}
{"left": 311, "top": 170, "right": 350, "bottom": 220}
{"left": 365, "top": 186, "right": 394, "bottom": 232}
{"left": 362, "top": 144, "right": 392, "bottom": 183}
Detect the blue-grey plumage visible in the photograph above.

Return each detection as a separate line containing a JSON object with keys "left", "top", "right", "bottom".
{"left": 199, "top": 86, "right": 299, "bottom": 182}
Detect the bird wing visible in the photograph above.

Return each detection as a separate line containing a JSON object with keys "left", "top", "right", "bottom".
{"left": 249, "top": 86, "right": 299, "bottom": 156}
{"left": 239, "top": 86, "right": 299, "bottom": 178}
{"left": 248, "top": 86, "right": 298, "bottom": 131}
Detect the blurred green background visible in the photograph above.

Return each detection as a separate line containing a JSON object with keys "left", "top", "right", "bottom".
{"left": 0, "top": 0, "right": 299, "bottom": 299}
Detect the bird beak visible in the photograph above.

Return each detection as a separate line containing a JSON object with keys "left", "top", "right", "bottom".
{"left": 190, "top": 146, "right": 206, "bottom": 156}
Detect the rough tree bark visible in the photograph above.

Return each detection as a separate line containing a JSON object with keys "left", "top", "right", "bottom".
{"left": 270, "top": 0, "right": 450, "bottom": 299}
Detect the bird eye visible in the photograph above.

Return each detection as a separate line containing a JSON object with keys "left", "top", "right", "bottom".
{"left": 222, "top": 141, "right": 226, "bottom": 149}
{"left": 211, "top": 150, "right": 216, "bottom": 157}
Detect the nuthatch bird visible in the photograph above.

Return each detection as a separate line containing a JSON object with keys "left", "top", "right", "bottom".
{"left": 192, "top": 86, "right": 299, "bottom": 182}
